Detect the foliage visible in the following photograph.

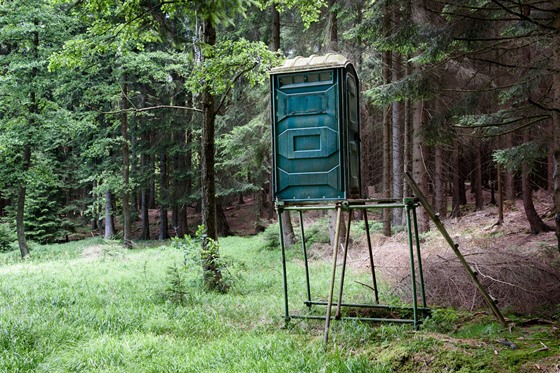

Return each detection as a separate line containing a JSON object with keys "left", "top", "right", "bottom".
{"left": 21, "top": 157, "right": 69, "bottom": 244}
{"left": 163, "top": 263, "right": 198, "bottom": 306}
{"left": 216, "top": 112, "right": 271, "bottom": 198}
{"left": 493, "top": 141, "right": 548, "bottom": 174}
{"left": 302, "top": 217, "right": 331, "bottom": 248}
{"left": 272, "top": 0, "right": 328, "bottom": 28}
{"left": 171, "top": 225, "right": 234, "bottom": 293}
{"left": 0, "top": 223, "right": 16, "bottom": 252}
{"left": 422, "top": 308, "right": 460, "bottom": 333}
{"left": 186, "top": 38, "right": 282, "bottom": 96}
{"left": 261, "top": 222, "right": 281, "bottom": 250}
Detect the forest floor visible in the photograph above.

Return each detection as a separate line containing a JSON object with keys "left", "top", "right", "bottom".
{"left": 1, "top": 189, "right": 559, "bottom": 371}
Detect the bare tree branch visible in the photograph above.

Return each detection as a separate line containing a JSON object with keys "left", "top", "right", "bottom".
{"left": 528, "top": 98, "right": 560, "bottom": 113}
{"left": 489, "top": 0, "right": 558, "bottom": 31}
{"left": 100, "top": 104, "right": 202, "bottom": 115}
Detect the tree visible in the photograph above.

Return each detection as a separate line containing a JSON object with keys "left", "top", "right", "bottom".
{"left": 56, "top": 0, "right": 279, "bottom": 288}
{"left": 440, "top": 0, "right": 559, "bottom": 241}
{"left": 0, "top": 0, "right": 76, "bottom": 257}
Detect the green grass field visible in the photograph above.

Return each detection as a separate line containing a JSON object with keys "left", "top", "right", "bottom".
{"left": 0, "top": 235, "right": 558, "bottom": 372}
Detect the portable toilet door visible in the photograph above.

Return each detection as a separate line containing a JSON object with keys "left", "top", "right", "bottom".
{"left": 270, "top": 54, "right": 361, "bottom": 202}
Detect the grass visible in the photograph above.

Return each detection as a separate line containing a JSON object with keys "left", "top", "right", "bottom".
{"left": 0, "top": 235, "right": 559, "bottom": 372}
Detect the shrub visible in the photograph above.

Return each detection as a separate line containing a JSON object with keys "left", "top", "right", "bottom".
{"left": 392, "top": 247, "right": 560, "bottom": 316}
{"left": 170, "top": 225, "right": 233, "bottom": 293}
{"left": 304, "top": 217, "right": 331, "bottom": 248}
{"left": 261, "top": 222, "right": 280, "bottom": 250}
{"left": 0, "top": 224, "right": 16, "bottom": 252}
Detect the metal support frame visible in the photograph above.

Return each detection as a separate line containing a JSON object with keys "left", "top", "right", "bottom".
{"left": 275, "top": 198, "right": 430, "bottom": 344}
{"left": 404, "top": 172, "right": 507, "bottom": 327}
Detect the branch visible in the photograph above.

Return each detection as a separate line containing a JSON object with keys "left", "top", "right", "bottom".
{"left": 355, "top": 281, "right": 376, "bottom": 292}
{"left": 100, "top": 105, "right": 202, "bottom": 115}
{"left": 455, "top": 116, "right": 548, "bottom": 137}
{"left": 454, "top": 31, "right": 549, "bottom": 42}
{"left": 489, "top": 0, "right": 558, "bottom": 31}
{"left": 440, "top": 76, "right": 538, "bottom": 93}
{"left": 466, "top": 55, "right": 557, "bottom": 72}
{"left": 473, "top": 263, "right": 534, "bottom": 292}
{"left": 213, "top": 61, "right": 258, "bottom": 116}
{"left": 452, "top": 114, "right": 547, "bottom": 129}
{"left": 528, "top": 98, "right": 560, "bottom": 113}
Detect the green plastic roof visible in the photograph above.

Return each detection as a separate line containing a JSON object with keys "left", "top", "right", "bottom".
{"left": 270, "top": 53, "right": 349, "bottom": 74}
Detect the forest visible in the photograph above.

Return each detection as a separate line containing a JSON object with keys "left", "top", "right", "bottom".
{"left": 1, "top": 0, "right": 560, "bottom": 371}
{"left": 1, "top": 0, "right": 559, "bottom": 258}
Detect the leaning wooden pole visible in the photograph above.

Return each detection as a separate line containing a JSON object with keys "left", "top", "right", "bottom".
{"left": 404, "top": 172, "right": 507, "bottom": 327}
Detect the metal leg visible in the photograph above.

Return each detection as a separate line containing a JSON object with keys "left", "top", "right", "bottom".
{"left": 299, "top": 210, "right": 312, "bottom": 308}
{"left": 335, "top": 209, "right": 353, "bottom": 319}
{"left": 277, "top": 204, "right": 290, "bottom": 323}
{"left": 411, "top": 204, "right": 427, "bottom": 309}
{"left": 405, "top": 200, "right": 419, "bottom": 330}
{"left": 324, "top": 203, "right": 342, "bottom": 344}
{"left": 363, "top": 210, "right": 379, "bottom": 304}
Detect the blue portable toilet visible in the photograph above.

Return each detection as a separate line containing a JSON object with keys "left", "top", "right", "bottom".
{"left": 270, "top": 54, "right": 361, "bottom": 202}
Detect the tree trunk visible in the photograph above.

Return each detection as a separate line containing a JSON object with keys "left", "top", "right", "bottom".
{"left": 216, "top": 198, "right": 231, "bottom": 237}
{"left": 16, "top": 145, "right": 31, "bottom": 258}
{"left": 554, "top": 109, "right": 560, "bottom": 249}
{"left": 497, "top": 163, "right": 504, "bottom": 225}
{"left": 522, "top": 171, "right": 552, "bottom": 234}
{"left": 474, "top": 142, "right": 484, "bottom": 210}
{"left": 281, "top": 211, "right": 297, "bottom": 248}
{"left": 324, "top": 0, "right": 338, "bottom": 52}
{"left": 255, "top": 187, "right": 267, "bottom": 233}
{"left": 16, "top": 26, "right": 40, "bottom": 259}
{"left": 504, "top": 135, "right": 516, "bottom": 201}
{"left": 412, "top": 99, "right": 429, "bottom": 232}
{"left": 200, "top": 19, "right": 223, "bottom": 291}
{"left": 120, "top": 73, "right": 132, "bottom": 248}
{"left": 0, "top": 192, "right": 5, "bottom": 217}
{"left": 159, "top": 151, "right": 169, "bottom": 240}
{"left": 104, "top": 190, "right": 115, "bottom": 239}
{"left": 270, "top": 5, "right": 280, "bottom": 51}
{"left": 434, "top": 146, "right": 446, "bottom": 218}
{"left": 382, "top": 50, "right": 392, "bottom": 235}
{"left": 140, "top": 128, "right": 150, "bottom": 240}
{"left": 172, "top": 135, "right": 188, "bottom": 238}
{"left": 548, "top": 143, "right": 554, "bottom": 194}
{"left": 451, "top": 140, "right": 462, "bottom": 218}
{"left": 522, "top": 129, "right": 553, "bottom": 234}
{"left": 179, "top": 127, "right": 193, "bottom": 238}
{"left": 140, "top": 186, "right": 150, "bottom": 240}
{"left": 201, "top": 21, "right": 218, "bottom": 241}
{"left": 328, "top": 209, "right": 346, "bottom": 248}
{"left": 553, "top": 40, "right": 560, "bottom": 251}
{"left": 392, "top": 52, "right": 404, "bottom": 225}
{"left": 403, "top": 62, "right": 413, "bottom": 200}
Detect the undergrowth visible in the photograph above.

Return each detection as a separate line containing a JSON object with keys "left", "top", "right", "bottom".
{"left": 0, "top": 234, "right": 558, "bottom": 372}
